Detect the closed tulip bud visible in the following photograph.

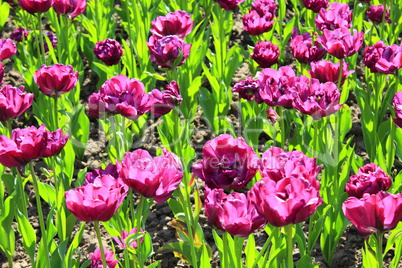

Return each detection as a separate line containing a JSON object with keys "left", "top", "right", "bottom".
{"left": 315, "top": 2, "right": 352, "bottom": 31}
{"left": 18, "top": 0, "right": 54, "bottom": 14}
{"left": 213, "top": 0, "right": 245, "bottom": 11}
{"left": 53, "top": 0, "right": 87, "bottom": 19}
{"left": 93, "top": 38, "right": 123, "bottom": 66}
{"left": 34, "top": 64, "right": 78, "bottom": 97}
{"left": 204, "top": 187, "right": 266, "bottom": 237}
{"left": 309, "top": 60, "right": 354, "bottom": 86}
{"left": 0, "top": 39, "right": 17, "bottom": 61}
{"left": 150, "top": 10, "right": 193, "bottom": 39}
{"left": 89, "top": 247, "right": 118, "bottom": 268}
{"left": 250, "top": 41, "right": 279, "bottom": 68}
{"left": 150, "top": 81, "right": 182, "bottom": 116}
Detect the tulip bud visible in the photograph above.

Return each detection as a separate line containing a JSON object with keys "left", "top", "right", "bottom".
{"left": 93, "top": 38, "right": 123, "bottom": 66}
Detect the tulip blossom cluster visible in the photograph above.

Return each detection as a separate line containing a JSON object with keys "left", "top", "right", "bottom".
{"left": 147, "top": 10, "right": 193, "bottom": 69}
{"left": 93, "top": 38, "right": 123, "bottom": 66}
{"left": 242, "top": 0, "right": 276, "bottom": 36}
{"left": 290, "top": 29, "right": 326, "bottom": 64}
{"left": 0, "top": 39, "right": 17, "bottom": 61}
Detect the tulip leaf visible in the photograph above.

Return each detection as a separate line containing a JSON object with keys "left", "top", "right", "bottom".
{"left": 0, "top": 2, "right": 9, "bottom": 28}
{"left": 296, "top": 255, "right": 318, "bottom": 268}
{"left": 245, "top": 234, "right": 256, "bottom": 268}
{"left": 36, "top": 181, "right": 56, "bottom": 205}
{"left": 16, "top": 210, "right": 36, "bottom": 261}
{"left": 158, "top": 241, "right": 201, "bottom": 266}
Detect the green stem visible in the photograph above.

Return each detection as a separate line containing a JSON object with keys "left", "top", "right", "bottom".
{"left": 37, "top": 13, "right": 46, "bottom": 65}
{"left": 381, "top": 0, "right": 386, "bottom": 42}
{"left": 285, "top": 224, "right": 294, "bottom": 268}
{"left": 128, "top": 189, "right": 136, "bottom": 227}
{"left": 278, "top": 106, "right": 286, "bottom": 149}
{"left": 6, "top": 119, "right": 12, "bottom": 137}
{"left": 135, "top": 195, "right": 146, "bottom": 229}
{"left": 94, "top": 221, "right": 108, "bottom": 268}
{"left": 16, "top": 170, "right": 28, "bottom": 217}
{"left": 7, "top": 255, "right": 12, "bottom": 268}
{"left": 29, "top": 162, "right": 51, "bottom": 268}
{"left": 53, "top": 96, "right": 59, "bottom": 131}
{"left": 251, "top": 227, "right": 277, "bottom": 267}
{"left": 375, "top": 231, "right": 383, "bottom": 268}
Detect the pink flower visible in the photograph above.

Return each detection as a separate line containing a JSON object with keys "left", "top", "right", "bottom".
{"left": 213, "top": 0, "right": 245, "bottom": 11}
{"left": 375, "top": 44, "right": 402, "bottom": 75}
{"left": 89, "top": 247, "right": 118, "bottom": 268}
{"left": 242, "top": 10, "right": 274, "bottom": 36}
{"left": 150, "top": 10, "right": 193, "bottom": 39}
{"left": 53, "top": 0, "right": 87, "bottom": 19}
{"left": 363, "top": 40, "right": 387, "bottom": 73}
{"left": 0, "top": 39, "right": 17, "bottom": 61}
{"left": 289, "top": 29, "right": 326, "bottom": 63}
{"left": 342, "top": 192, "right": 402, "bottom": 238}
{"left": 87, "top": 75, "right": 154, "bottom": 120}
{"left": 315, "top": 2, "right": 352, "bottom": 31}
{"left": 0, "top": 125, "right": 47, "bottom": 169}
{"left": 17, "top": 0, "right": 54, "bottom": 14}
{"left": 249, "top": 177, "right": 323, "bottom": 227}
{"left": 251, "top": 0, "right": 277, "bottom": 15}
{"left": 257, "top": 66, "right": 296, "bottom": 107}
{"left": 84, "top": 164, "right": 119, "bottom": 184}
{"left": 232, "top": 77, "right": 259, "bottom": 101}
{"left": 116, "top": 149, "right": 183, "bottom": 203}
{"left": 317, "top": 27, "right": 364, "bottom": 59}
{"left": 260, "top": 147, "right": 321, "bottom": 189}
{"left": 34, "top": 64, "right": 78, "bottom": 97}
{"left": 93, "top": 38, "right": 123, "bottom": 66}
{"left": 65, "top": 174, "right": 127, "bottom": 222}
{"left": 392, "top": 91, "right": 402, "bottom": 129}
{"left": 147, "top": 35, "right": 191, "bottom": 69}
{"left": 150, "top": 81, "right": 182, "bottom": 116}
{"left": 0, "top": 85, "right": 33, "bottom": 123}
{"left": 42, "top": 129, "right": 69, "bottom": 158}
{"left": 300, "top": 0, "right": 328, "bottom": 13}
{"left": 192, "top": 134, "right": 260, "bottom": 190}
{"left": 250, "top": 41, "right": 279, "bottom": 68}
{"left": 267, "top": 108, "right": 279, "bottom": 124}
{"left": 309, "top": 60, "right": 354, "bottom": 86}
{"left": 11, "top": 27, "right": 29, "bottom": 42}
{"left": 345, "top": 163, "right": 392, "bottom": 198}
{"left": 367, "top": 5, "right": 391, "bottom": 24}
{"left": 113, "top": 228, "right": 145, "bottom": 249}
{"left": 204, "top": 187, "right": 266, "bottom": 237}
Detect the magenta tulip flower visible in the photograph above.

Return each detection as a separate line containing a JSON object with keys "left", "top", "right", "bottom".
{"left": 213, "top": 0, "right": 245, "bottom": 10}
{"left": 147, "top": 35, "right": 191, "bottom": 69}
{"left": 367, "top": 5, "right": 391, "bottom": 24}
{"left": 113, "top": 228, "right": 145, "bottom": 249}
{"left": 150, "top": 81, "right": 182, "bottom": 116}
{"left": 267, "top": 108, "right": 279, "bottom": 124}
{"left": 116, "top": 149, "right": 183, "bottom": 203}
{"left": 250, "top": 41, "right": 279, "bottom": 68}
{"left": 315, "top": 2, "right": 352, "bottom": 31}
{"left": 249, "top": 177, "right": 323, "bottom": 227}
{"left": 53, "top": 0, "right": 87, "bottom": 19}
{"left": 251, "top": 0, "right": 277, "bottom": 15}
{"left": 392, "top": 91, "right": 402, "bottom": 129}
{"left": 93, "top": 38, "right": 123, "bottom": 66}
{"left": 232, "top": 77, "right": 259, "bottom": 101}
{"left": 345, "top": 163, "right": 392, "bottom": 198}
{"left": 342, "top": 191, "right": 402, "bottom": 238}
{"left": 89, "top": 247, "right": 118, "bottom": 268}
{"left": 42, "top": 129, "right": 69, "bottom": 158}
{"left": 375, "top": 44, "right": 402, "bottom": 75}
{"left": 65, "top": 174, "right": 127, "bottom": 222}
{"left": 17, "top": 0, "right": 54, "bottom": 14}
{"left": 87, "top": 74, "right": 154, "bottom": 120}
{"left": 309, "top": 60, "right": 354, "bottom": 86}
{"left": 11, "top": 27, "right": 29, "bottom": 42}
{"left": 192, "top": 134, "right": 260, "bottom": 190}
{"left": 301, "top": 0, "right": 328, "bottom": 13}
{"left": 317, "top": 27, "right": 364, "bottom": 59}
{"left": 204, "top": 187, "right": 266, "bottom": 237}
{"left": 84, "top": 164, "right": 119, "bottom": 184}
{"left": 0, "top": 39, "right": 17, "bottom": 61}
{"left": 34, "top": 64, "right": 78, "bottom": 97}
{"left": 292, "top": 78, "right": 342, "bottom": 120}
{"left": 363, "top": 41, "right": 387, "bottom": 73}
{"left": 260, "top": 147, "right": 321, "bottom": 189}
{"left": 289, "top": 29, "right": 326, "bottom": 64}
{"left": 150, "top": 10, "right": 193, "bottom": 39}
{"left": 242, "top": 10, "right": 274, "bottom": 36}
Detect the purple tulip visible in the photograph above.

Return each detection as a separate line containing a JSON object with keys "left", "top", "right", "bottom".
{"left": 113, "top": 228, "right": 145, "bottom": 249}
{"left": 345, "top": 163, "right": 392, "bottom": 198}
{"left": 267, "top": 108, "right": 279, "bottom": 124}
{"left": 289, "top": 29, "right": 326, "bottom": 64}
{"left": 84, "top": 164, "right": 119, "bottom": 184}
{"left": 204, "top": 187, "right": 266, "bottom": 237}
{"left": 300, "top": 0, "right": 328, "bottom": 13}
{"left": 317, "top": 27, "right": 364, "bottom": 59}
{"left": 150, "top": 10, "right": 193, "bottom": 39}
{"left": 375, "top": 44, "right": 402, "bottom": 75}
{"left": 34, "top": 64, "right": 78, "bottom": 97}
{"left": 363, "top": 41, "right": 387, "bottom": 73}
{"left": 249, "top": 177, "right": 323, "bottom": 227}
{"left": 93, "top": 38, "right": 123, "bottom": 66}
{"left": 0, "top": 39, "right": 17, "bottom": 61}
{"left": 65, "top": 174, "right": 127, "bottom": 222}
{"left": 53, "top": 0, "right": 87, "bottom": 19}
{"left": 232, "top": 77, "right": 259, "bottom": 101}
{"left": 315, "top": 2, "right": 352, "bottom": 31}
{"left": 367, "top": 5, "right": 391, "bottom": 24}
{"left": 342, "top": 192, "right": 402, "bottom": 238}
{"left": 147, "top": 35, "right": 191, "bottom": 69}
{"left": 309, "top": 60, "right": 354, "bottom": 86}
{"left": 11, "top": 27, "right": 29, "bottom": 42}
{"left": 42, "top": 129, "right": 69, "bottom": 158}
{"left": 18, "top": 0, "right": 54, "bottom": 14}
{"left": 257, "top": 66, "right": 296, "bottom": 107}
{"left": 87, "top": 75, "right": 154, "bottom": 120}
{"left": 192, "top": 134, "right": 260, "bottom": 190}
{"left": 242, "top": 10, "right": 274, "bottom": 36}
{"left": 213, "top": 0, "right": 245, "bottom": 11}
{"left": 251, "top": 0, "right": 277, "bottom": 15}
{"left": 250, "top": 41, "right": 279, "bottom": 68}
{"left": 150, "top": 81, "right": 182, "bottom": 116}
{"left": 392, "top": 91, "right": 402, "bottom": 129}
{"left": 116, "top": 149, "right": 183, "bottom": 203}
{"left": 89, "top": 247, "right": 118, "bottom": 268}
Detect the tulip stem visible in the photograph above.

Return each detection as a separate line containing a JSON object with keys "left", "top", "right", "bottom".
{"left": 375, "top": 231, "right": 383, "bottom": 268}
{"left": 36, "top": 13, "right": 46, "bottom": 65}
{"left": 29, "top": 162, "right": 51, "bottom": 268}
{"left": 381, "top": 0, "right": 386, "bottom": 42}
{"left": 285, "top": 224, "right": 294, "bottom": 268}
{"left": 94, "top": 221, "right": 108, "bottom": 268}
{"left": 53, "top": 96, "right": 59, "bottom": 131}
